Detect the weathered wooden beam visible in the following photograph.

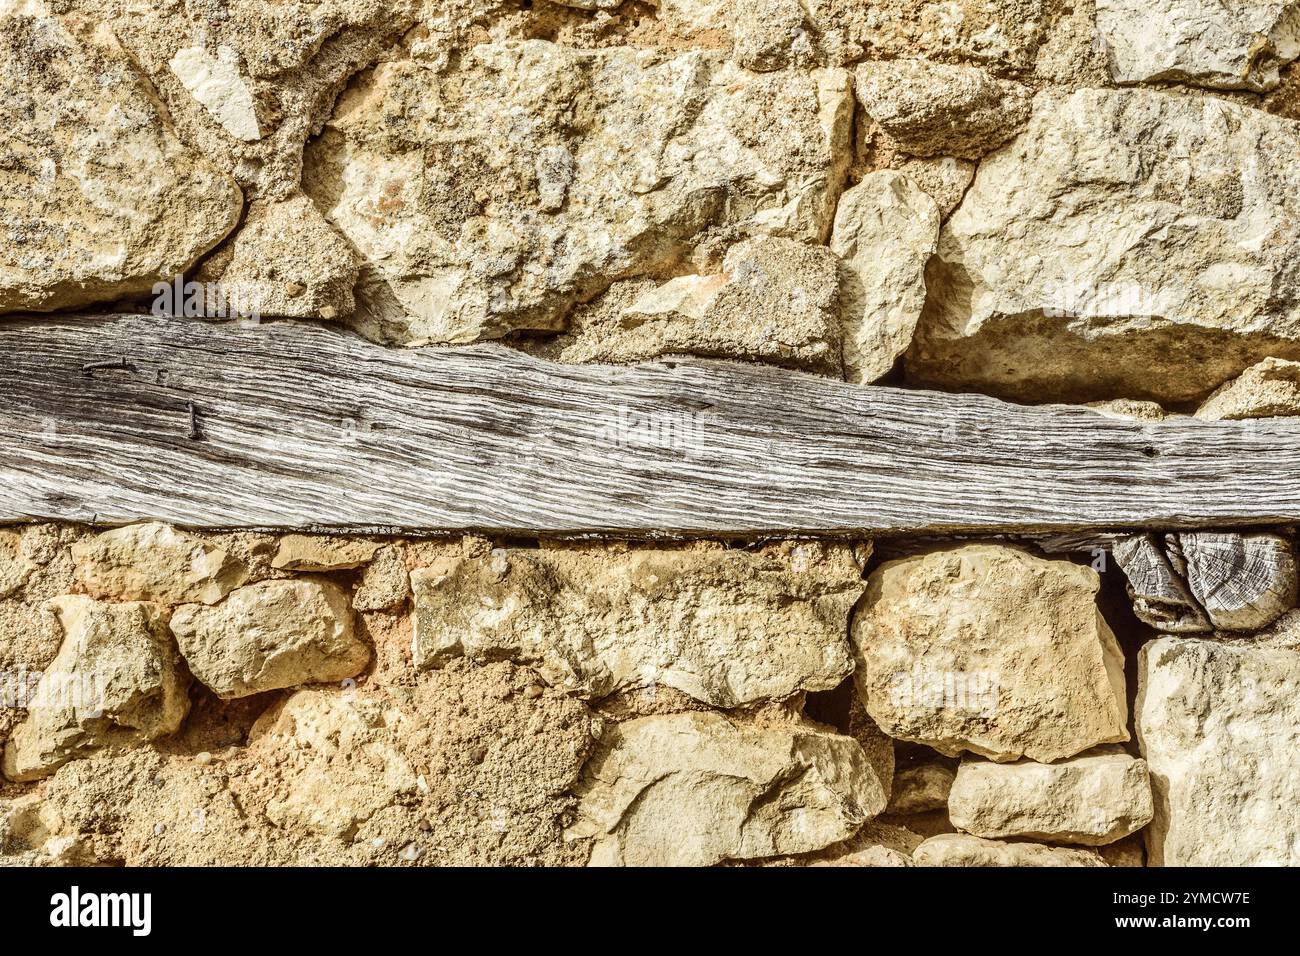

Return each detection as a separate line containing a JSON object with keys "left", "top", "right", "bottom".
{"left": 2, "top": 313, "right": 1300, "bottom": 536}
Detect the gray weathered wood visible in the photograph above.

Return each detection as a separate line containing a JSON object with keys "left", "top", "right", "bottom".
{"left": 4, "top": 313, "right": 1300, "bottom": 535}
{"left": 1111, "top": 534, "right": 1211, "bottom": 633}
{"left": 1179, "top": 532, "right": 1298, "bottom": 631}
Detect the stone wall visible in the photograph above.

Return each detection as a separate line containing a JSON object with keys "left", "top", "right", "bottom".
{"left": 1, "top": 524, "right": 1296, "bottom": 866}
{"left": 4, "top": 0, "right": 1300, "bottom": 866}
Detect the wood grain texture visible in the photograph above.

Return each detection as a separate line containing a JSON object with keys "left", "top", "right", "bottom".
{"left": 1178, "top": 531, "right": 1298, "bottom": 631}
{"left": 1111, "top": 534, "right": 1211, "bottom": 633}
{"left": 3, "top": 313, "right": 1300, "bottom": 536}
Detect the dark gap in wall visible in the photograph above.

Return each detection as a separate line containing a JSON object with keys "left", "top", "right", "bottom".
{"left": 804, "top": 676, "right": 854, "bottom": 733}
{"left": 160, "top": 685, "right": 284, "bottom": 755}
{"left": 867, "top": 534, "right": 1015, "bottom": 565}
{"left": 893, "top": 739, "right": 957, "bottom": 772}
{"left": 492, "top": 536, "right": 544, "bottom": 550}
{"left": 1093, "top": 550, "right": 1150, "bottom": 751}
{"left": 872, "top": 349, "right": 907, "bottom": 387}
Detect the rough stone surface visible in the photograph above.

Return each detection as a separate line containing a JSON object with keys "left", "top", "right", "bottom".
{"left": 886, "top": 760, "right": 955, "bottom": 814}
{"left": 1086, "top": 400, "right": 1168, "bottom": 421}
{"left": 1032, "top": 0, "right": 1115, "bottom": 88}
{"left": 913, "top": 833, "right": 1107, "bottom": 867}
{"left": 304, "top": 41, "right": 852, "bottom": 345}
{"left": 68, "top": 0, "right": 419, "bottom": 200}
{"left": 170, "top": 579, "right": 367, "bottom": 699}
{"left": 170, "top": 44, "right": 262, "bottom": 142}
{"left": 847, "top": 694, "right": 897, "bottom": 804}
{"left": 2, "top": 596, "right": 189, "bottom": 781}
{"left": 548, "top": 236, "right": 843, "bottom": 374}
{"left": 830, "top": 171, "right": 939, "bottom": 384}
{"left": 725, "top": 0, "right": 814, "bottom": 72}
{"left": 0, "top": 530, "right": 38, "bottom": 600}
{"left": 10, "top": 0, "right": 1300, "bottom": 871}
{"left": 1137, "top": 630, "right": 1300, "bottom": 865}
{"left": 0, "top": 8, "right": 241, "bottom": 313}
{"left": 909, "top": 88, "right": 1300, "bottom": 404}
{"left": 4, "top": 661, "right": 598, "bottom": 866}
{"left": 1097, "top": 0, "right": 1300, "bottom": 91}
{"left": 1197, "top": 357, "right": 1300, "bottom": 420}
{"left": 0, "top": 599, "right": 65, "bottom": 747}
{"left": 412, "top": 543, "right": 863, "bottom": 708}
{"left": 352, "top": 545, "right": 411, "bottom": 612}
{"left": 852, "top": 544, "right": 1129, "bottom": 762}
{"left": 802, "top": 819, "right": 924, "bottom": 867}
{"left": 802, "top": 0, "right": 1050, "bottom": 70}
{"left": 568, "top": 711, "right": 886, "bottom": 866}
{"left": 195, "top": 194, "right": 359, "bottom": 320}
{"left": 892, "top": 157, "right": 975, "bottom": 220}
{"left": 948, "top": 749, "right": 1154, "bottom": 845}
{"left": 811, "top": 844, "right": 912, "bottom": 866}
{"left": 271, "top": 534, "right": 382, "bottom": 571}
{"left": 854, "top": 60, "right": 1031, "bottom": 159}
{"left": 655, "top": 0, "right": 1053, "bottom": 72}
{"left": 72, "top": 523, "right": 249, "bottom": 606}
{"left": 250, "top": 687, "right": 418, "bottom": 838}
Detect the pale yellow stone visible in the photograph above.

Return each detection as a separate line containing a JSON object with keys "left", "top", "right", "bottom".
{"left": 913, "top": 833, "right": 1107, "bottom": 867}
{"left": 813, "top": 845, "right": 911, "bottom": 866}
{"left": 852, "top": 544, "right": 1129, "bottom": 762}
{"left": 854, "top": 60, "right": 1031, "bottom": 159}
{"left": 63, "top": 0, "right": 419, "bottom": 199}
{"left": 1196, "top": 357, "right": 1300, "bottom": 420}
{"left": 1097, "top": 0, "right": 1300, "bottom": 91}
{"left": 0, "top": 530, "right": 37, "bottom": 599}
{"left": 170, "top": 579, "right": 367, "bottom": 699}
{"left": 195, "top": 194, "right": 359, "bottom": 320}
{"left": 169, "top": 45, "right": 261, "bottom": 142}
{"left": 658, "top": 0, "right": 1050, "bottom": 71}
{"left": 412, "top": 542, "right": 863, "bottom": 708}
{"left": 72, "top": 523, "right": 248, "bottom": 606}
{"left": 271, "top": 535, "right": 382, "bottom": 571}
{"left": 948, "top": 749, "right": 1154, "bottom": 845}
{"left": 2, "top": 597, "right": 189, "bottom": 781}
{"left": 1087, "top": 400, "right": 1168, "bottom": 421}
{"left": 249, "top": 687, "right": 418, "bottom": 838}
{"left": 305, "top": 41, "right": 852, "bottom": 345}
{"left": 1137, "top": 630, "right": 1300, "bottom": 865}
{"left": 353, "top": 545, "right": 410, "bottom": 612}
{"left": 910, "top": 88, "right": 1300, "bottom": 404}
{"left": 569, "top": 711, "right": 887, "bottom": 866}
{"left": 807, "top": 820, "right": 924, "bottom": 867}
{"left": 804, "top": 0, "right": 1050, "bottom": 69}
{"left": 554, "top": 236, "right": 843, "bottom": 374}
{"left": 831, "top": 171, "right": 939, "bottom": 384}
{"left": 0, "top": 9, "right": 241, "bottom": 312}
{"left": 893, "top": 157, "right": 975, "bottom": 220}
